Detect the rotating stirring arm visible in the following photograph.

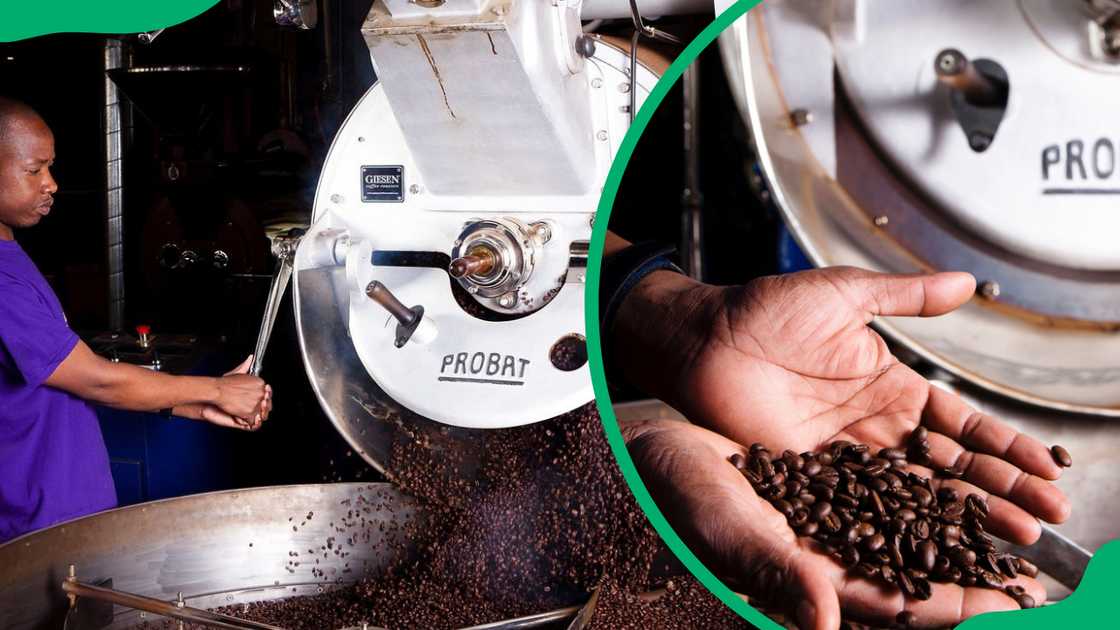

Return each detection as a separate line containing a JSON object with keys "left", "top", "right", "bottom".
{"left": 62, "top": 567, "right": 293, "bottom": 630}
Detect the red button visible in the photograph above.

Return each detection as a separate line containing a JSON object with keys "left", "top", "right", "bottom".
{"left": 136, "top": 325, "right": 151, "bottom": 336}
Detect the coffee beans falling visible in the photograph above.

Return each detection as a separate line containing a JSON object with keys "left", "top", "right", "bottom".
{"left": 1051, "top": 445, "right": 1073, "bottom": 468}
{"left": 729, "top": 438, "right": 1034, "bottom": 605}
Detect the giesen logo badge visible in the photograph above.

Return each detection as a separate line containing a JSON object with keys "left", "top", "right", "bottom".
{"left": 361, "top": 165, "right": 405, "bottom": 202}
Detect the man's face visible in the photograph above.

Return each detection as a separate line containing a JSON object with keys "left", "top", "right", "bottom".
{"left": 0, "top": 115, "right": 57, "bottom": 238}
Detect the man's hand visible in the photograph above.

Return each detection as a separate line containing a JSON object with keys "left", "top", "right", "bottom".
{"left": 612, "top": 266, "right": 1069, "bottom": 546}
{"left": 623, "top": 419, "right": 1047, "bottom": 630}
{"left": 213, "top": 355, "right": 270, "bottom": 422}
{"left": 173, "top": 356, "right": 272, "bottom": 430}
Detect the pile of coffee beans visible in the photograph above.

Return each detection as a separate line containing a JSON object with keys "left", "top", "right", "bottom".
{"left": 157, "top": 404, "right": 748, "bottom": 629}
{"left": 729, "top": 429, "right": 1039, "bottom": 610}
{"left": 584, "top": 579, "right": 745, "bottom": 629}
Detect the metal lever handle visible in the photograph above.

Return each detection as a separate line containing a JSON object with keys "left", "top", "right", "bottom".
{"left": 62, "top": 576, "right": 288, "bottom": 630}
{"left": 365, "top": 281, "right": 426, "bottom": 348}
{"left": 934, "top": 48, "right": 1006, "bottom": 108}
{"left": 250, "top": 230, "right": 303, "bottom": 376}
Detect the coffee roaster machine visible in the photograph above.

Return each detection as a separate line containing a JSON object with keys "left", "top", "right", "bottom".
{"left": 718, "top": 0, "right": 1120, "bottom": 597}
{"left": 0, "top": 1, "right": 708, "bottom": 628}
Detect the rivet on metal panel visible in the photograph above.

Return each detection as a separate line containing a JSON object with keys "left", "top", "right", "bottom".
{"left": 979, "top": 281, "right": 1001, "bottom": 299}
{"left": 498, "top": 293, "right": 516, "bottom": 308}
{"left": 409, "top": 184, "right": 421, "bottom": 194}
{"left": 330, "top": 194, "right": 344, "bottom": 204}
{"left": 874, "top": 215, "right": 889, "bottom": 227}
{"left": 596, "top": 130, "right": 608, "bottom": 141}
{"left": 790, "top": 108, "right": 813, "bottom": 126}
{"left": 591, "top": 78, "right": 602, "bottom": 88}
{"left": 618, "top": 82, "right": 631, "bottom": 93}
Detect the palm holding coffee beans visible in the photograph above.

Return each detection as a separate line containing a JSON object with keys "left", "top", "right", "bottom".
{"left": 614, "top": 267, "right": 1071, "bottom": 628}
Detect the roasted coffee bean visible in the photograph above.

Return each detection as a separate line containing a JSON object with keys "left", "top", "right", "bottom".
{"left": 896, "top": 508, "right": 917, "bottom": 522}
{"left": 976, "top": 569, "right": 1004, "bottom": 589}
{"left": 802, "top": 460, "right": 822, "bottom": 476}
{"left": 1017, "top": 557, "right": 1039, "bottom": 578}
{"left": 798, "top": 492, "right": 817, "bottom": 506}
{"left": 948, "top": 546, "right": 977, "bottom": 567}
{"left": 765, "top": 484, "right": 786, "bottom": 500}
{"left": 750, "top": 442, "right": 768, "bottom": 454}
{"left": 822, "top": 512, "right": 843, "bottom": 534}
{"left": 856, "top": 522, "right": 876, "bottom": 538}
{"left": 917, "top": 541, "right": 937, "bottom": 572}
{"left": 999, "top": 553, "right": 1016, "bottom": 578}
{"left": 1050, "top": 445, "right": 1072, "bottom": 468}
{"left": 888, "top": 542, "right": 905, "bottom": 568}
{"left": 811, "top": 502, "right": 833, "bottom": 522}
{"left": 896, "top": 611, "right": 917, "bottom": 628}
{"left": 911, "top": 487, "right": 933, "bottom": 507}
{"left": 937, "top": 487, "right": 959, "bottom": 502}
{"left": 910, "top": 427, "right": 928, "bottom": 443}
{"left": 911, "top": 519, "right": 930, "bottom": 540}
{"left": 729, "top": 453, "right": 746, "bottom": 469}
{"left": 870, "top": 478, "right": 889, "bottom": 493}
{"left": 770, "top": 471, "right": 787, "bottom": 487}
{"left": 834, "top": 493, "right": 859, "bottom": 509}
{"left": 864, "top": 533, "right": 886, "bottom": 553}
{"left": 896, "top": 570, "right": 916, "bottom": 597}
{"left": 774, "top": 499, "right": 795, "bottom": 519}
{"left": 790, "top": 508, "right": 810, "bottom": 528}
{"left": 840, "top": 526, "right": 861, "bottom": 544}
{"left": 839, "top": 546, "right": 861, "bottom": 568}
{"left": 910, "top": 575, "right": 932, "bottom": 601}
{"left": 855, "top": 563, "right": 879, "bottom": 579}
{"left": 818, "top": 452, "right": 834, "bottom": 466}
{"left": 879, "top": 448, "right": 907, "bottom": 461}
{"left": 870, "top": 491, "right": 887, "bottom": 518}
{"left": 932, "top": 555, "right": 951, "bottom": 576}
{"left": 743, "top": 469, "right": 763, "bottom": 485}
{"left": 1005, "top": 585, "right": 1026, "bottom": 597}
{"left": 810, "top": 483, "right": 835, "bottom": 500}
{"left": 1016, "top": 593, "right": 1037, "bottom": 609}
{"left": 863, "top": 459, "right": 889, "bottom": 476}
{"left": 881, "top": 565, "right": 896, "bottom": 583}
{"left": 965, "top": 494, "right": 989, "bottom": 519}
{"left": 978, "top": 552, "right": 999, "bottom": 574}
{"left": 798, "top": 522, "right": 819, "bottom": 537}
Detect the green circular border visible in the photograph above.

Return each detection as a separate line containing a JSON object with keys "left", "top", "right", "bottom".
{"left": 584, "top": 1, "right": 778, "bottom": 627}
{"left": 0, "top": 1, "right": 220, "bottom": 42}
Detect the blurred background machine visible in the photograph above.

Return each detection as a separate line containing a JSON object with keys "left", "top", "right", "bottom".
{"left": 0, "top": 1, "right": 713, "bottom": 628}
{"left": 716, "top": 0, "right": 1116, "bottom": 596}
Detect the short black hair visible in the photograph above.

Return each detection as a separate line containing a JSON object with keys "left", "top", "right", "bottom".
{"left": 0, "top": 97, "right": 43, "bottom": 147}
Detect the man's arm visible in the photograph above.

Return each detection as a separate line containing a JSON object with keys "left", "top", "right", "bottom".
{"left": 46, "top": 340, "right": 267, "bottom": 420}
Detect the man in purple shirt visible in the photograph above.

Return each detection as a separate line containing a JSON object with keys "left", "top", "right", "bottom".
{"left": 0, "top": 97, "right": 273, "bottom": 543}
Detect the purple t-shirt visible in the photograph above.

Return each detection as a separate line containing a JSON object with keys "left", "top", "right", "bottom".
{"left": 0, "top": 239, "right": 116, "bottom": 542}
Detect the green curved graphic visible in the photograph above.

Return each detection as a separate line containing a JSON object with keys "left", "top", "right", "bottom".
{"left": 958, "top": 542, "right": 1110, "bottom": 629}
{"left": 0, "top": 1, "right": 220, "bottom": 42}
{"left": 583, "top": 1, "right": 1107, "bottom": 628}
{"left": 584, "top": 2, "right": 778, "bottom": 627}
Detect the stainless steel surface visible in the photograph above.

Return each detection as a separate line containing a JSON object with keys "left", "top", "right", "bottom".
{"left": 293, "top": 263, "right": 487, "bottom": 472}
{"left": 458, "top": 605, "right": 581, "bottom": 630}
{"left": 724, "top": 9, "right": 1120, "bottom": 415}
{"left": 274, "top": 0, "right": 318, "bottom": 29}
{"left": 104, "top": 38, "right": 126, "bottom": 332}
{"left": 0, "top": 483, "right": 418, "bottom": 630}
{"left": 1007, "top": 525, "right": 1093, "bottom": 591}
{"left": 580, "top": 0, "right": 710, "bottom": 20}
{"left": 62, "top": 578, "right": 287, "bottom": 630}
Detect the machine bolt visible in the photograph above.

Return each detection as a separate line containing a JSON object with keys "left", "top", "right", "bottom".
{"left": 618, "top": 82, "right": 631, "bottom": 93}
{"left": 591, "top": 78, "right": 602, "bottom": 88}
{"left": 409, "top": 184, "right": 421, "bottom": 194}
{"left": 467, "top": 285, "right": 479, "bottom": 294}
{"left": 498, "top": 293, "right": 516, "bottom": 308}
{"left": 413, "top": 0, "right": 445, "bottom": 7}
{"left": 790, "top": 108, "right": 813, "bottom": 126}
{"left": 874, "top": 215, "right": 889, "bottom": 227}
{"left": 979, "top": 281, "right": 1001, "bottom": 299}
{"left": 358, "top": 136, "right": 365, "bottom": 142}
{"left": 530, "top": 221, "right": 552, "bottom": 244}
{"left": 330, "top": 193, "right": 344, "bottom": 204}
{"left": 575, "top": 35, "right": 596, "bottom": 58}
{"left": 596, "top": 130, "right": 608, "bottom": 141}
